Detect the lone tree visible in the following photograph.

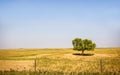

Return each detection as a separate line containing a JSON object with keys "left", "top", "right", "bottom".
{"left": 72, "top": 38, "right": 96, "bottom": 55}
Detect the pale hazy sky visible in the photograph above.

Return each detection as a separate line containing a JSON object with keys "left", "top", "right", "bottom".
{"left": 0, "top": 0, "right": 120, "bottom": 48}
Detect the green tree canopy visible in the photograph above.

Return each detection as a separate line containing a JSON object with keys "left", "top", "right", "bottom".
{"left": 72, "top": 38, "right": 96, "bottom": 54}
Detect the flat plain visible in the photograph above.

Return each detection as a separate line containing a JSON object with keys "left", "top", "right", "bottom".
{"left": 0, "top": 48, "right": 120, "bottom": 75}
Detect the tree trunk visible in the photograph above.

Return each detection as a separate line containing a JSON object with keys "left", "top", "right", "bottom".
{"left": 82, "top": 50, "right": 84, "bottom": 55}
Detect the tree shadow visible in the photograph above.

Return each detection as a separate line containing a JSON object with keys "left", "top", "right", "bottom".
{"left": 73, "top": 53, "right": 94, "bottom": 56}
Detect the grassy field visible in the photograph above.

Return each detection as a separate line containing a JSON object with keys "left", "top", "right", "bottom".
{"left": 0, "top": 48, "right": 120, "bottom": 75}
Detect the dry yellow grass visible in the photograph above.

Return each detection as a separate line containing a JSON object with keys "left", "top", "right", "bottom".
{"left": 0, "top": 48, "right": 120, "bottom": 73}
{"left": 0, "top": 60, "right": 34, "bottom": 71}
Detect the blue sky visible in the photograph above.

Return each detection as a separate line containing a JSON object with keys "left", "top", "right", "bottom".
{"left": 0, "top": 0, "right": 120, "bottom": 48}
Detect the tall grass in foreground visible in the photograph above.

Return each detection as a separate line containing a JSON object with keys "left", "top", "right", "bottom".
{"left": 0, "top": 58, "right": 120, "bottom": 75}
{"left": 36, "top": 57, "right": 120, "bottom": 73}
{"left": 0, "top": 70, "right": 120, "bottom": 75}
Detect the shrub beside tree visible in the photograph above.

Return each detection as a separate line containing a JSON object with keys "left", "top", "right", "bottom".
{"left": 72, "top": 38, "right": 96, "bottom": 55}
